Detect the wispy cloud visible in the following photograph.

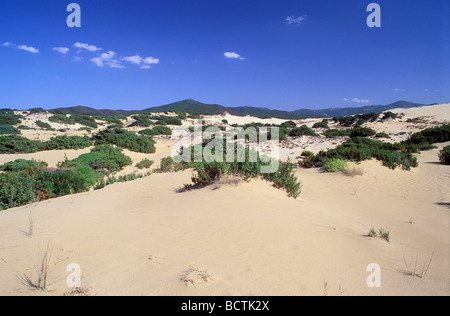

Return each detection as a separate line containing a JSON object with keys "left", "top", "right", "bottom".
{"left": 123, "top": 55, "right": 143, "bottom": 65}
{"left": 53, "top": 47, "right": 69, "bottom": 54}
{"left": 351, "top": 98, "right": 369, "bottom": 104}
{"left": 122, "top": 55, "right": 160, "bottom": 69}
{"left": 91, "top": 51, "right": 125, "bottom": 69}
{"left": 224, "top": 52, "right": 244, "bottom": 60}
{"left": 2, "top": 42, "right": 39, "bottom": 54}
{"left": 17, "top": 45, "right": 39, "bottom": 54}
{"left": 74, "top": 42, "right": 102, "bottom": 52}
{"left": 286, "top": 15, "right": 307, "bottom": 25}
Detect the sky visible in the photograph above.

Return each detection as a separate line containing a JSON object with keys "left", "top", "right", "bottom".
{"left": 0, "top": 0, "right": 449, "bottom": 111}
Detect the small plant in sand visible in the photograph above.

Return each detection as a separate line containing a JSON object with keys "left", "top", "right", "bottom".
{"left": 438, "top": 145, "right": 450, "bottom": 165}
{"left": 402, "top": 247, "right": 434, "bottom": 279}
{"left": 180, "top": 266, "right": 213, "bottom": 287}
{"left": 136, "top": 159, "right": 154, "bottom": 170}
{"left": 323, "top": 159, "right": 348, "bottom": 173}
{"left": 18, "top": 243, "right": 53, "bottom": 291}
{"left": 27, "top": 211, "right": 34, "bottom": 238}
{"left": 367, "top": 227, "right": 390, "bottom": 243}
{"left": 343, "top": 165, "right": 364, "bottom": 177}
{"left": 408, "top": 218, "right": 415, "bottom": 225}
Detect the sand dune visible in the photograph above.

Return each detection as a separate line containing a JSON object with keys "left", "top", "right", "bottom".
{"left": 0, "top": 142, "right": 448, "bottom": 296}
{"left": 0, "top": 104, "right": 449, "bottom": 296}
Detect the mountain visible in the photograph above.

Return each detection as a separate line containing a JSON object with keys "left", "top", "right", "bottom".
{"left": 56, "top": 99, "right": 427, "bottom": 119}
{"left": 291, "top": 101, "right": 426, "bottom": 117}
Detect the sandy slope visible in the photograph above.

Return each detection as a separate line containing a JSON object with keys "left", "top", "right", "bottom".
{"left": 0, "top": 142, "right": 448, "bottom": 296}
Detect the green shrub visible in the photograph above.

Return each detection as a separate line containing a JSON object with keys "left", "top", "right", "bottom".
{"left": 48, "top": 113, "right": 75, "bottom": 125}
{"left": 44, "top": 136, "right": 92, "bottom": 150}
{"left": 222, "top": 119, "right": 229, "bottom": 124}
{"left": 17, "top": 125, "right": 34, "bottom": 130}
{"left": 151, "top": 126, "right": 172, "bottom": 136}
{"left": 0, "top": 125, "right": 20, "bottom": 135}
{"left": 0, "top": 135, "right": 44, "bottom": 154}
{"left": 36, "top": 121, "right": 54, "bottom": 131}
{"left": 301, "top": 151, "right": 314, "bottom": 157}
{"left": 350, "top": 127, "right": 377, "bottom": 138}
{"left": 74, "top": 165, "right": 97, "bottom": 187}
{"left": 0, "top": 159, "right": 48, "bottom": 172}
{"left": 376, "top": 132, "right": 390, "bottom": 138}
{"left": 136, "top": 159, "right": 154, "bottom": 169}
{"left": 60, "top": 145, "right": 132, "bottom": 175}
{"left": 323, "top": 159, "right": 348, "bottom": 172}
{"left": 0, "top": 172, "right": 38, "bottom": 210}
{"left": 405, "top": 124, "right": 450, "bottom": 145}
{"left": 183, "top": 144, "right": 302, "bottom": 198}
{"left": 154, "top": 120, "right": 168, "bottom": 126}
{"left": 439, "top": 145, "right": 450, "bottom": 165}
{"left": 71, "top": 114, "right": 98, "bottom": 129}
{"left": 92, "top": 128, "right": 156, "bottom": 153}
{"left": 312, "top": 122, "right": 330, "bottom": 129}
{"left": 36, "top": 169, "right": 91, "bottom": 197}
{"left": 323, "top": 129, "right": 351, "bottom": 138}
{"left": 281, "top": 121, "right": 297, "bottom": 128}
{"left": 289, "top": 125, "right": 319, "bottom": 137}
{"left": 0, "top": 114, "right": 21, "bottom": 126}
{"left": 129, "top": 114, "right": 152, "bottom": 128}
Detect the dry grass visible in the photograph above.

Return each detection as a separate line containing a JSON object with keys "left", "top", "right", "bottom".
{"left": 402, "top": 247, "right": 434, "bottom": 279}
{"left": 64, "top": 287, "right": 92, "bottom": 296}
{"left": 180, "top": 266, "right": 213, "bottom": 287}
{"left": 17, "top": 243, "right": 53, "bottom": 291}
{"left": 343, "top": 165, "right": 364, "bottom": 177}
{"left": 211, "top": 174, "right": 243, "bottom": 190}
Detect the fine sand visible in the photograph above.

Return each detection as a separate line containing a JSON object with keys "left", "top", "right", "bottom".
{"left": 0, "top": 104, "right": 449, "bottom": 296}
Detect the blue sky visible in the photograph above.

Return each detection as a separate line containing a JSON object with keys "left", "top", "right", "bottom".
{"left": 0, "top": 0, "right": 448, "bottom": 111}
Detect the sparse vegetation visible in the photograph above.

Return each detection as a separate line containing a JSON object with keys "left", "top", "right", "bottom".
{"left": 92, "top": 128, "right": 156, "bottom": 153}
{"left": 323, "top": 159, "right": 348, "bottom": 173}
{"left": 136, "top": 159, "right": 154, "bottom": 169}
{"left": 312, "top": 121, "right": 330, "bottom": 129}
{"left": 35, "top": 120, "right": 54, "bottom": 131}
{"left": 438, "top": 145, "right": 450, "bottom": 165}
{"left": 0, "top": 125, "right": 20, "bottom": 135}
{"left": 289, "top": 125, "right": 319, "bottom": 137}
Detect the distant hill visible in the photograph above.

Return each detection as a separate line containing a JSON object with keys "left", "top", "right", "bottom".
{"left": 56, "top": 99, "right": 427, "bottom": 119}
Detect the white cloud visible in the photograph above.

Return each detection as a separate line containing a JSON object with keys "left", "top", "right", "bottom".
{"left": 73, "top": 56, "right": 82, "bottom": 62}
{"left": 2, "top": 42, "right": 39, "bottom": 54}
{"left": 224, "top": 52, "right": 244, "bottom": 60}
{"left": 53, "top": 47, "right": 69, "bottom": 54}
{"left": 74, "top": 42, "right": 102, "bottom": 52}
{"left": 351, "top": 98, "right": 369, "bottom": 104}
{"left": 143, "top": 57, "right": 160, "bottom": 65}
{"left": 90, "top": 51, "right": 125, "bottom": 69}
{"left": 343, "top": 98, "right": 349, "bottom": 101}
{"left": 140, "top": 65, "right": 151, "bottom": 70}
{"left": 123, "top": 55, "right": 143, "bottom": 65}
{"left": 17, "top": 45, "right": 39, "bottom": 54}
{"left": 286, "top": 15, "right": 307, "bottom": 25}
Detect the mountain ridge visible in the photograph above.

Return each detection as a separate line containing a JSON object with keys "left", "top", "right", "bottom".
{"left": 55, "top": 99, "right": 428, "bottom": 119}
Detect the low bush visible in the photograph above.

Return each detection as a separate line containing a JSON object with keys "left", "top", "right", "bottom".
{"left": 0, "top": 125, "right": 20, "bottom": 135}
{"left": 0, "top": 114, "right": 21, "bottom": 126}
{"left": 289, "top": 125, "right": 319, "bottom": 137}
{"left": 350, "top": 127, "right": 377, "bottom": 138}
{"left": 376, "top": 132, "right": 390, "bottom": 138}
{"left": 301, "top": 151, "right": 314, "bottom": 157}
{"left": 439, "top": 145, "right": 450, "bottom": 165}
{"left": 44, "top": 136, "right": 93, "bottom": 150}
{"left": 36, "top": 169, "right": 92, "bottom": 197}
{"left": 0, "top": 159, "right": 48, "bottom": 172}
{"left": 136, "top": 159, "right": 154, "bottom": 169}
{"left": 312, "top": 122, "right": 330, "bottom": 129}
{"left": 71, "top": 114, "right": 98, "bottom": 129}
{"left": 36, "top": 121, "right": 54, "bottom": 131}
{"left": 0, "top": 171, "right": 38, "bottom": 210}
{"left": 323, "top": 159, "right": 348, "bottom": 172}
{"left": 323, "top": 129, "right": 351, "bottom": 138}
{"left": 0, "top": 135, "right": 43, "bottom": 154}
{"left": 129, "top": 114, "right": 152, "bottom": 128}
{"left": 59, "top": 145, "right": 132, "bottom": 175}
{"left": 92, "top": 128, "right": 156, "bottom": 153}
{"left": 48, "top": 114, "right": 75, "bottom": 125}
